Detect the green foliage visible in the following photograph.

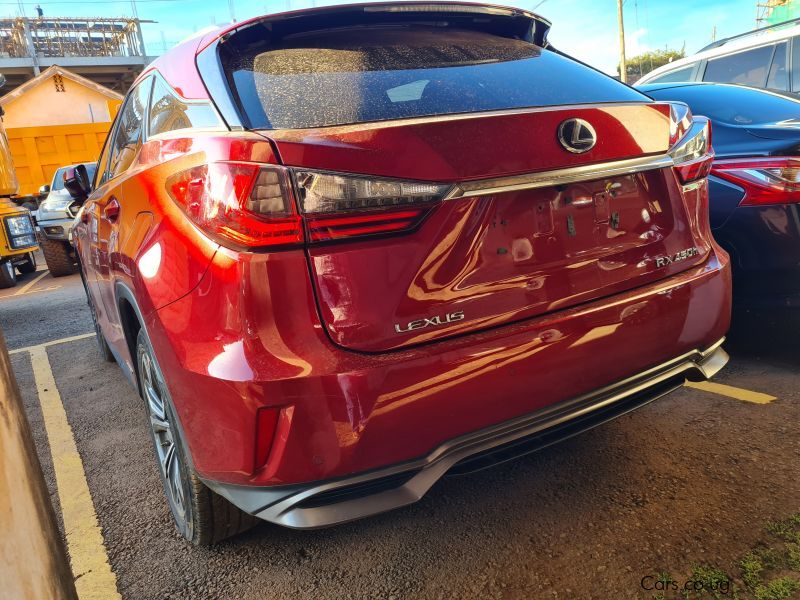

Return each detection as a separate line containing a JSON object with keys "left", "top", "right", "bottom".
{"left": 624, "top": 47, "right": 686, "bottom": 80}
{"left": 682, "top": 565, "right": 738, "bottom": 600}
{"left": 753, "top": 577, "right": 800, "bottom": 600}
{"left": 651, "top": 513, "right": 800, "bottom": 600}
{"left": 741, "top": 548, "right": 782, "bottom": 589}
{"left": 787, "top": 544, "right": 800, "bottom": 571}
{"left": 766, "top": 515, "right": 800, "bottom": 544}
{"left": 741, "top": 552, "right": 765, "bottom": 589}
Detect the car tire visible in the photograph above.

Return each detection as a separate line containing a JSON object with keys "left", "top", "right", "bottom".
{"left": 17, "top": 251, "right": 37, "bottom": 275}
{"left": 40, "top": 237, "right": 76, "bottom": 277}
{"left": 0, "top": 260, "right": 17, "bottom": 288}
{"left": 136, "top": 329, "right": 258, "bottom": 545}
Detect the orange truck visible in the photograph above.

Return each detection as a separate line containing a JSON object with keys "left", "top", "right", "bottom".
{"left": 0, "top": 74, "right": 38, "bottom": 288}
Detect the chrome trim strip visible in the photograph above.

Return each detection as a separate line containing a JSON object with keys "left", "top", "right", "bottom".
{"left": 206, "top": 339, "right": 727, "bottom": 529}
{"left": 443, "top": 153, "right": 675, "bottom": 200}
{"left": 268, "top": 101, "right": 660, "bottom": 134}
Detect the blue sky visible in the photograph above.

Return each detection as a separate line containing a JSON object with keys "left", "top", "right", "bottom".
{"left": 6, "top": 0, "right": 757, "bottom": 74}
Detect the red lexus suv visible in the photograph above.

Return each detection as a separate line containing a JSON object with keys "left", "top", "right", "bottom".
{"left": 68, "top": 2, "right": 732, "bottom": 545}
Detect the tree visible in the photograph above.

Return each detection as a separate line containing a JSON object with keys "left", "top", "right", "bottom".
{"left": 623, "top": 47, "right": 686, "bottom": 82}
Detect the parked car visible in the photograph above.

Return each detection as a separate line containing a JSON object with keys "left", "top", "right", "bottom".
{"left": 640, "top": 82, "right": 800, "bottom": 310}
{"left": 637, "top": 17, "right": 800, "bottom": 94}
{"left": 36, "top": 163, "right": 97, "bottom": 276}
{"left": 67, "top": 2, "right": 731, "bottom": 545}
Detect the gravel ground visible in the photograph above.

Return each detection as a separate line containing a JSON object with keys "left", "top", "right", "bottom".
{"left": 3, "top": 270, "right": 799, "bottom": 599}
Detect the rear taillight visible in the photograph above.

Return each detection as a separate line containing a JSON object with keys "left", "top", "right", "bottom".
{"left": 668, "top": 102, "right": 693, "bottom": 148}
{"left": 668, "top": 113, "right": 714, "bottom": 185}
{"left": 711, "top": 157, "right": 800, "bottom": 206}
{"left": 165, "top": 162, "right": 302, "bottom": 249}
{"left": 293, "top": 170, "right": 448, "bottom": 242}
{"left": 165, "top": 163, "right": 449, "bottom": 249}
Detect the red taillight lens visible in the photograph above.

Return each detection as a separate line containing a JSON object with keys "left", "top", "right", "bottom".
{"left": 669, "top": 115, "right": 714, "bottom": 185}
{"left": 674, "top": 149, "right": 715, "bottom": 184}
{"left": 305, "top": 208, "right": 430, "bottom": 242}
{"left": 165, "top": 162, "right": 303, "bottom": 249}
{"left": 711, "top": 157, "right": 800, "bottom": 206}
{"left": 293, "top": 170, "right": 448, "bottom": 242}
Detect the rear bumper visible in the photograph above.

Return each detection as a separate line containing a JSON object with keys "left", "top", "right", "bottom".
{"left": 205, "top": 339, "right": 728, "bottom": 529}
{"left": 151, "top": 245, "right": 731, "bottom": 499}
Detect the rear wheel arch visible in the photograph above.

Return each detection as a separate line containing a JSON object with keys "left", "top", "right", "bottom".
{"left": 115, "top": 283, "right": 145, "bottom": 391}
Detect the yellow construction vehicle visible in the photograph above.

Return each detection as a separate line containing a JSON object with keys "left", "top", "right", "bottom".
{"left": 0, "top": 73, "right": 38, "bottom": 289}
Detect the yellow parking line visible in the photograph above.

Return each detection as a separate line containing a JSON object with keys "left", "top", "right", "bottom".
{"left": 685, "top": 380, "right": 777, "bottom": 404}
{"left": 25, "top": 344, "right": 120, "bottom": 599}
{"left": 9, "top": 332, "right": 94, "bottom": 355}
{"left": 11, "top": 284, "right": 62, "bottom": 297}
{"left": 13, "top": 269, "right": 50, "bottom": 296}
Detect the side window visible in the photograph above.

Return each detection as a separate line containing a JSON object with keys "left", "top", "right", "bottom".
{"left": 792, "top": 37, "right": 800, "bottom": 92}
{"left": 94, "top": 136, "right": 113, "bottom": 189}
{"left": 149, "top": 77, "right": 222, "bottom": 137}
{"left": 648, "top": 65, "right": 696, "bottom": 84}
{"left": 106, "top": 77, "right": 152, "bottom": 181}
{"left": 703, "top": 44, "right": 775, "bottom": 87}
{"left": 767, "top": 42, "right": 788, "bottom": 90}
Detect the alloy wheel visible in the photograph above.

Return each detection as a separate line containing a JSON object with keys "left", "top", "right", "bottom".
{"left": 139, "top": 345, "right": 192, "bottom": 535}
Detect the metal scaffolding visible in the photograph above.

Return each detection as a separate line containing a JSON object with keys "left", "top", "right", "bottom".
{"left": 757, "top": 0, "right": 799, "bottom": 26}
{"left": 0, "top": 16, "right": 154, "bottom": 94}
{"left": 0, "top": 17, "right": 149, "bottom": 61}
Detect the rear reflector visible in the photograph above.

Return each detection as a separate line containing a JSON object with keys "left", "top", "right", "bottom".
{"left": 254, "top": 407, "right": 280, "bottom": 471}
{"left": 712, "top": 157, "right": 800, "bottom": 206}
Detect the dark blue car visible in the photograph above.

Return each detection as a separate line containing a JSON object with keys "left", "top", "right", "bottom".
{"left": 640, "top": 82, "right": 800, "bottom": 310}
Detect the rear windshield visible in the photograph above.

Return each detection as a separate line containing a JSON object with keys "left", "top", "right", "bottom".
{"left": 645, "top": 84, "right": 800, "bottom": 126}
{"left": 222, "top": 27, "right": 648, "bottom": 130}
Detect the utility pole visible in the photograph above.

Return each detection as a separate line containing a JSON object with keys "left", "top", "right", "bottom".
{"left": 229, "top": 0, "right": 236, "bottom": 22}
{"left": 617, "top": 0, "right": 627, "bottom": 83}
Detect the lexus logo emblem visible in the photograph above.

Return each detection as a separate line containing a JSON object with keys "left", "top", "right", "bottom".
{"left": 557, "top": 118, "right": 597, "bottom": 154}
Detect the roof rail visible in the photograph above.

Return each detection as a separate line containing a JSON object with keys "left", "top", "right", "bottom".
{"left": 698, "top": 16, "right": 800, "bottom": 52}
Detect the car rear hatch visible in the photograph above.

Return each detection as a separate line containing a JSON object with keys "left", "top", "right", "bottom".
{"left": 211, "top": 3, "right": 714, "bottom": 352}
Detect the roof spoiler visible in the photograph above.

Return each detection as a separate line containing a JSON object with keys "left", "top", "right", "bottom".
{"left": 201, "top": 2, "right": 552, "bottom": 52}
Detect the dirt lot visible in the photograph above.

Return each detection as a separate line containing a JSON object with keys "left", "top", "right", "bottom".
{"left": 2, "top": 262, "right": 799, "bottom": 600}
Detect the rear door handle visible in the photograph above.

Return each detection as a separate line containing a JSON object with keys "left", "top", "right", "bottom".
{"left": 104, "top": 197, "right": 120, "bottom": 223}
